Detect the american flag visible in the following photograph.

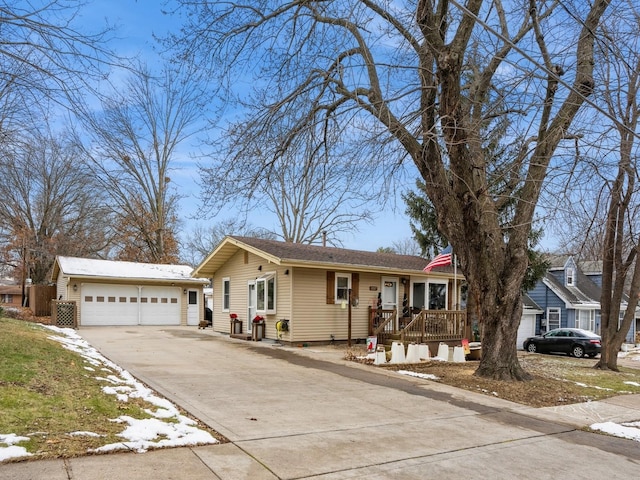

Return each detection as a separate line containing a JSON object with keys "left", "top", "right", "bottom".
{"left": 423, "top": 245, "right": 452, "bottom": 272}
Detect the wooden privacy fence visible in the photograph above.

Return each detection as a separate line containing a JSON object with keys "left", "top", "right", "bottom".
{"left": 28, "top": 285, "right": 57, "bottom": 316}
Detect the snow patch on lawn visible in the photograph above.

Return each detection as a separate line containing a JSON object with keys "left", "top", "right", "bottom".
{"left": 0, "top": 434, "right": 32, "bottom": 462}
{"left": 0, "top": 325, "right": 217, "bottom": 462}
{"left": 397, "top": 370, "right": 440, "bottom": 381}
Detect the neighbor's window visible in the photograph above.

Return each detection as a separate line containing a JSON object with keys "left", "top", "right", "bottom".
{"left": 577, "top": 309, "right": 595, "bottom": 332}
{"left": 256, "top": 273, "right": 276, "bottom": 314}
{"left": 335, "top": 273, "right": 351, "bottom": 303}
{"left": 222, "top": 277, "right": 230, "bottom": 311}
{"left": 566, "top": 267, "right": 575, "bottom": 286}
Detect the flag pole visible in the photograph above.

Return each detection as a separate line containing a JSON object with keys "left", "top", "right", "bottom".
{"left": 453, "top": 254, "right": 457, "bottom": 310}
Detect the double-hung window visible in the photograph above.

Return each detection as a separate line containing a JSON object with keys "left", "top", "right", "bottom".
{"left": 577, "top": 309, "right": 595, "bottom": 332}
{"left": 256, "top": 273, "right": 276, "bottom": 314}
{"left": 335, "top": 273, "right": 351, "bottom": 304}
{"left": 222, "top": 277, "right": 230, "bottom": 312}
{"left": 566, "top": 268, "right": 575, "bottom": 286}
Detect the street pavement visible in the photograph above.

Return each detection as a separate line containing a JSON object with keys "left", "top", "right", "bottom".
{"left": 2, "top": 326, "right": 640, "bottom": 479}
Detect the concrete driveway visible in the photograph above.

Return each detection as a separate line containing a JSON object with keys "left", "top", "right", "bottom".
{"left": 39, "top": 327, "right": 640, "bottom": 479}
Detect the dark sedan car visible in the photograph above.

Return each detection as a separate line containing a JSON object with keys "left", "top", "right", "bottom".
{"left": 523, "top": 328, "right": 601, "bottom": 358}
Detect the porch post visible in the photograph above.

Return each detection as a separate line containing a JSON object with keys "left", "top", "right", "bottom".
{"left": 347, "top": 288, "right": 352, "bottom": 347}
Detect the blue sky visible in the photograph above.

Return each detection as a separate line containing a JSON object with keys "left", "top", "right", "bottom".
{"left": 80, "top": 1, "right": 565, "bottom": 256}
{"left": 81, "top": 0, "right": 417, "bottom": 253}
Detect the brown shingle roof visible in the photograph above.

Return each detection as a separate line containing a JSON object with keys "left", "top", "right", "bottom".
{"left": 0, "top": 285, "right": 22, "bottom": 295}
{"left": 230, "top": 236, "right": 430, "bottom": 271}
{"left": 193, "top": 236, "right": 457, "bottom": 277}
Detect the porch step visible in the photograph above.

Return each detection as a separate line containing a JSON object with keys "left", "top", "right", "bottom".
{"left": 230, "top": 333, "right": 252, "bottom": 341}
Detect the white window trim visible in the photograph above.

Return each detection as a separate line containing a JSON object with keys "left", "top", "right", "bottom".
{"left": 577, "top": 309, "right": 595, "bottom": 332}
{"left": 427, "top": 279, "right": 448, "bottom": 310}
{"left": 222, "top": 277, "right": 230, "bottom": 312}
{"left": 256, "top": 272, "right": 276, "bottom": 314}
{"left": 410, "top": 280, "right": 426, "bottom": 311}
{"left": 546, "top": 307, "right": 561, "bottom": 330}
{"left": 335, "top": 273, "right": 352, "bottom": 304}
{"left": 566, "top": 268, "right": 575, "bottom": 287}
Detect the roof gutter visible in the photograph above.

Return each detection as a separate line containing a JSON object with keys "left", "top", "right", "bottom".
{"left": 65, "top": 274, "right": 208, "bottom": 285}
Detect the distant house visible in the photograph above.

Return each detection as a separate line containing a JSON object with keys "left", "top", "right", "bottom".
{"left": 52, "top": 256, "right": 208, "bottom": 327}
{"left": 0, "top": 284, "right": 23, "bottom": 308}
{"left": 192, "top": 236, "right": 465, "bottom": 344}
{"left": 526, "top": 255, "right": 638, "bottom": 343}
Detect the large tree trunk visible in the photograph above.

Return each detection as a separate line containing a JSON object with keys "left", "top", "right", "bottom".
{"left": 414, "top": 0, "right": 609, "bottom": 381}
{"left": 471, "top": 279, "right": 532, "bottom": 381}
{"left": 451, "top": 209, "right": 532, "bottom": 381}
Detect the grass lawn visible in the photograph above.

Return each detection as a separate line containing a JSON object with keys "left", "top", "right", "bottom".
{"left": 0, "top": 318, "right": 225, "bottom": 461}
{"left": 350, "top": 346, "right": 640, "bottom": 407}
{"left": 382, "top": 353, "right": 640, "bottom": 407}
{"left": 0, "top": 317, "right": 221, "bottom": 462}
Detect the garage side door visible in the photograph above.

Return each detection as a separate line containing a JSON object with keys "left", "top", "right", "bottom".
{"left": 139, "top": 286, "right": 181, "bottom": 325}
{"left": 81, "top": 284, "right": 139, "bottom": 326}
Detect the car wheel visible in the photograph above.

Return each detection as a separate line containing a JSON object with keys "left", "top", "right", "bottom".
{"left": 526, "top": 343, "right": 537, "bottom": 353}
{"left": 571, "top": 345, "right": 585, "bottom": 358}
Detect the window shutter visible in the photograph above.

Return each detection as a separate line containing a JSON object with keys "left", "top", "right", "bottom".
{"left": 352, "top": 273, "right": 359, "bottom": 303}
{"left": 326, "top": 271, "right": 335, "bottom": 304}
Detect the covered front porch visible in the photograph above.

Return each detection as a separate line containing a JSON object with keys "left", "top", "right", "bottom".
{"left": 369, "top": 307, "right": 470, "bottom": 354}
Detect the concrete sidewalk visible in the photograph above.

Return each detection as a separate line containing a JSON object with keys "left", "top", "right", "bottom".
{"left": 2, "top": 326, "right": 640, "bottom": 479}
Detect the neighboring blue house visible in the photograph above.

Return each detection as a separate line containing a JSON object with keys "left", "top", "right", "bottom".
{"left": 526, "top": 255, "right": 638, "bottom": 343}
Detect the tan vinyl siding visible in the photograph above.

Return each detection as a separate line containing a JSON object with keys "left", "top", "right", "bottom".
{"left": 212, "top": 249, "right": 291, "bottom": 337}
{"left": 56, "top": 271, "right": 67, "bottom": 300}
{"left": 290, "top": 269, "right": 378, "bottom": 343}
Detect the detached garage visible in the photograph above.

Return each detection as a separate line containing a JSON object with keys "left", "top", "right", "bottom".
{"left": 52, "top": 256, "right": 209, "bottom": 327}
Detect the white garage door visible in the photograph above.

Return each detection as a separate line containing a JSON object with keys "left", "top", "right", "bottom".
{"left": 80, "top": 284, "right": 181, "bottom": 326}
{"left": 139, "top": 286, "right": 181, "bottom": 326}
{"left": 517, "top": 313, "right": 537, "bottom": 349}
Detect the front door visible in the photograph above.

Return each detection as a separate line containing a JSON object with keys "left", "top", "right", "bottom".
{"left": 187, "top": 290, "right": 199, "bottom": 326}
{"left": 381, "top": 277, "right": 398, "bottom": 327}
{"left": 247, "top": 281, "right": 256, "bottom": 333}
